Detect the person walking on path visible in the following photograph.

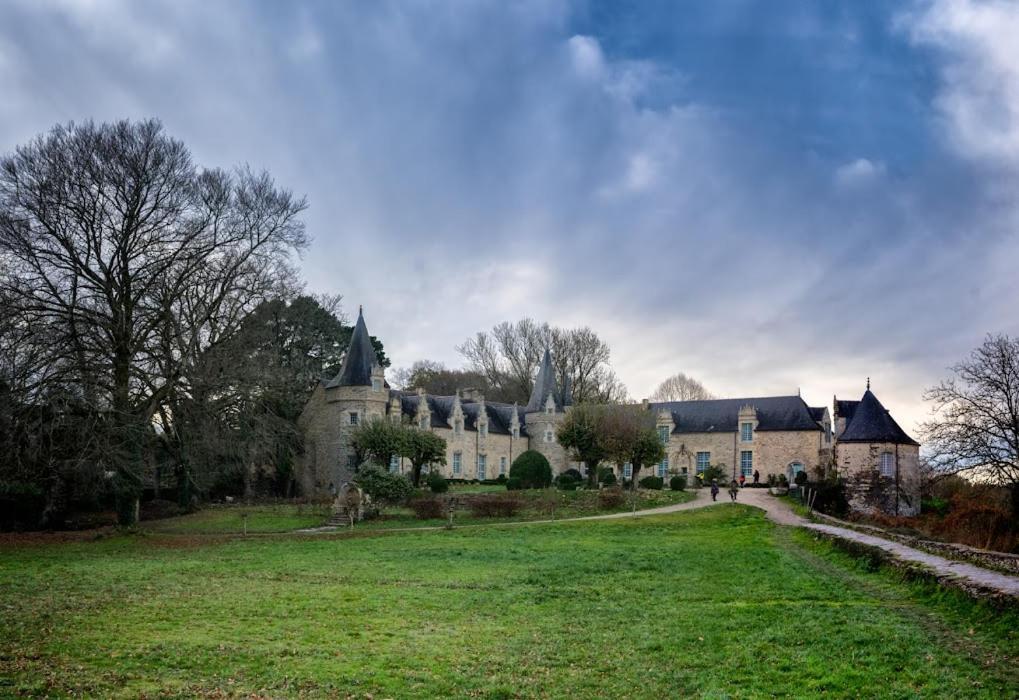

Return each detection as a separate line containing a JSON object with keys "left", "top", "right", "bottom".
{"left": 738, "top": 473, "right": 746, "bottom": 488}
{"left": 710, "top": 479, "right": 720, "bottom": 502}
{"left": 729, "top": 479, "right": 739, "bottom": 502}
{"left": 753, "top": 470, "right": 760, "bottom": 485}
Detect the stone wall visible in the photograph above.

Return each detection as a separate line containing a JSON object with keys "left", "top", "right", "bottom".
{"left": 524, "top": 410, "right": 569, "bottom": 474}
{"left": 836, "top": 442, "right": 921, "bottom": 516}
{"left": 406, "top": 426, "right": 523, "bottom": 480}
{"left": 664, "top": 429, "right": 824, "bottom": 481}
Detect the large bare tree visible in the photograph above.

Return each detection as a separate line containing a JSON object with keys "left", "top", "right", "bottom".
{"left": 457, "top": 319, "right": 628, "bottom": 404}
{"left": 0, "top": 119, "right": 307, "bottom": 523}
{"left": 650, "top": 372, "right": 714, "bottom": 402}
{"left": 922, "top": 334, "right": 1019, "bottom": 521}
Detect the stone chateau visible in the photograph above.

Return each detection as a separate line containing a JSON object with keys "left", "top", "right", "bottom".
{"left": 298, "top": 309, "right": 921, "bottom": 515}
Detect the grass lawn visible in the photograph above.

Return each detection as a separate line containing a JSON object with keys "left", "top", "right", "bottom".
{"left": 1, "top": 506, "right": 1016, "bottom": 698}
{"left": 143, "top": 504, "right": 333, "bottom": 534}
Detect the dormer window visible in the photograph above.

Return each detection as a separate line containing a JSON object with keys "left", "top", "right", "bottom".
{"left": 419, "top": 416, "right": 429, "bottom": 430}
{"left": 658, "top": 426, "right": 670, "bottom": 444}
{"left": 454, "top": 420, "right": 462, "bottom": 436}
{"left": 480, "top": 423, "right": 488, "bottom": 438}
{"left": 372, "top": 377, "right": 382, "bottom": 392}
{"left": 512, "top": 426, "right": 519, "bottom": 439}
{"left": 740, "top": 422, "right": 753, "bottom": 442}
{"left": 545, "top": 430, "right": 553, "bottom": 443}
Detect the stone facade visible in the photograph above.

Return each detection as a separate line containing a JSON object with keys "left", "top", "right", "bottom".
{"left": 297, "top": 309, "right": 918, "bottom": 517}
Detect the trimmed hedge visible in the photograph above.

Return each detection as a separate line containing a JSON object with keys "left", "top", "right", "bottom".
{"left": 426, "top": 472, "right": 449, "bottom": 494}
{"left": 669, "top": 475, "right": 687, "bottom": 491}
{"left": 468, "top": 494, "right": 523, "bottom": 518}
{"left": 408, "top": 496, "right": 445, "bottom": 520}
{"left": 639, "top": 475, "right": 664, "bottom": 490}
{"left": 509, "top": 450, "right": 552, "bottom": 489}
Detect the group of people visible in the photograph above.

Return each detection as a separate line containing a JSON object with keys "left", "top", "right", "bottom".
{"left": 709, "top": 469, "right": 760, "bottom": 502}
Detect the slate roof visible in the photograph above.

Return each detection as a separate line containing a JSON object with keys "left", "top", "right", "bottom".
{"left": 326, "top": 308, "right": 380, "bottom": 388}
{"left": 835, "top": 399, "right": 860, "bottom": 424}
{"left": 397, "top": 392, "right": 528, "bottom": 436}
{"left": 808, "top": 406, "right": 827, "bottom": 424}
{"left": 648, "top": 396, "right": 822, "bottom": 434}
{"left": 526, "top": 348, "right": 562, "bottom": 413}
{"left": 837, "top": 390, "right": 919, "bottom": 445}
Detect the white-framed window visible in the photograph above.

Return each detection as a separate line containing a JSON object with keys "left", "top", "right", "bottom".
{"left": 349, "top": 412, "right": 359, "bottom": 426}
{"left": 389, "top": 454, "right": 399, "bottom": 473}
{"left": 500, "top": 456, "right": 507, "bottom": 474}
{"left": 420, "top": 416, "right": 429, "bottom": 429}
{"left": 480, "top": 423, "right": 488, "bottom": 438}
{"left": 789, "top": 462, "right": 804, "bottom": 479}
{"left": 545, "top": 430, "right": 553, "bottom": 443}
{"left": 512, "top": 426, "right": 519, "bottom": 438}
{"left": 477, "top": 454, "right": 487, "bottom": 480}
{"left": 452, "top": 451, "right": 462, "bottom": 475}
{"left": 696, "top": 452, "right": 710, "bottom": 473}
{"left": 372, "top": 377, "right": 382, "bottom": 392}
{"left": 658, "top": 457, "right": 669, "bottom": 478}
{"left": 454, "top": 420, "right": 462, "bottom": 436}
{"left": 658, "top": 426, "right": 670, "bottom": 444}
{"left": 740, "top": 422, "right": 753, "bottom": 442}
{"left": 740, "top": 451, "right": 753, "bottom": 476}
{"left": 623, "top": 463, "right": 632, "bottom": 479}
{"left": 880, "top": 452, "right": 895, "bottom": 477}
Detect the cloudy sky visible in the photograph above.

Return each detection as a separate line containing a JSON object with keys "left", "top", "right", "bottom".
{"left": 2, "top": 0, "right": 1018, "bottom": 434}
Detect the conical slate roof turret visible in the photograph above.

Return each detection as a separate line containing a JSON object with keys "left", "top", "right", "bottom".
{"left": 526, "top": 348, "right": 561, "bottom": 413}
{"left": 838, "top": 389, "right": 919, "bottom": 445}
{"left": 329, "top": 307, "right": 380, "bottom": 387}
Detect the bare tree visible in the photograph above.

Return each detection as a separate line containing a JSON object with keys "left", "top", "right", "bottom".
{"left": 650, "top": 372, "right": 714, "bottom": 402}
{"left": 0, "top": 119, "right": 307, "bottom": 523}
{"left": 922, "top": 334, "right": 1019, "bottom": 521}
{"left": 458, "top": 318, "right": 628, "bottom": 404}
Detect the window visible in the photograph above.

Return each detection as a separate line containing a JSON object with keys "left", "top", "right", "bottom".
{"left": 420, "top": 416, "right": 429, "bottom": 430}
{"left": 480, "top": 423, "right": 487, "bottom": 438}
{"left": 658, "top": 457, "right": 669, "bottom": 478}
{"left": 623, "top": 463, "right": 632, "bottom": 479}
{"left": 740, "top": 422, "right": 753, "bottom": 442}
{"left": 372, "top": 377, "right": 382, "bottom": 392}
{"left": 454, "top": 420, "right": 462, "bottom": 436}
{"left": 500, "top": 456, "right": 507, "bottom": 474}
{"left": 346, "top": 455, "right": 357, "bottom": 469}
{"left": 512, "top": 426, "right": 519, "bottom": 439}
{"left": 880, "top": 452, "right": 895, "bottom": 477}
{"left": 789, "top": 462, "right": 804, "bottom": 479}
{"left": 477, "top": 454, "right": 487, "bottom": 480}
{"left": 349, "top": 412, "right": 359, "bottom": 426}
{"left": 452, "top": 452, "right": 462, "bottom": 475}
{"left": 389, "top": 454, "right": 399, "bottom": 473}
{"left": 740, "top": 451, "right": 753, "bottom": 476}
{"left": 696, "top": 452, "right": 710, "bottom": 473}
{"left": 658, "top": 426, "right": 670, "bottom": 444}
{"left": 545, "top": 430, "right": 553, "bottom": 443}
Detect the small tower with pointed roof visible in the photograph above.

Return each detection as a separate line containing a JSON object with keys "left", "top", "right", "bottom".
{"left": 834, "top": 381, "right": 921, "bottom": 516}
{"left": 297, "top": 307, "right": 390, "bottom": 493}
{"left": 523, "top": 348, "right": 570, "bottom": 474}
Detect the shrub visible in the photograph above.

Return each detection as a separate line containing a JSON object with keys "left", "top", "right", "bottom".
{"left": 803, "top": 479, "right": 849, "bottom": 517}
{"left": 509, "top": 450, "right": 553, "bottom": 489}
{"left": 562, "top": 468, "right": 583, "bottom": 482}
{"left": 922, "top": 497, "right": 949, "bottom": 517}
{"left": 354, "top": 466, "right": 413, "bottom": 505}
{"left": 426, "top": 471, "right": 449, "bottom": 494}
{"left": 600, "top": 469, "right": 617, "bottom": 487}
{"left": 702, "top": 465, "right": 727, "bottom": 485}
{"left": 794, "top": 470, "right": 809, "bottom": 487}
{"left": 557, "top": 478, "right": 579, "bottom": 491}
{"left": 496, "top": 473, "right": 507, "bottom": 483}
{"left": 599, "top": 486, "right": 626, "bottom": 509}
{"left": 408, "top": 496, "right": 445, "bottom": 520}
{"left": 669, "top": 475, "right": 687, "bottom": 491}
{"left": 639, "top": 475, "right": 664, "bottom": 490}
{"left": 776, "top": 474, "right": 789, "bottom": 487}
{"left": 506, "top": 477, "right": 523, "bottom": 491}
{"left": 468, "top": 494, "right": 523, "bottom": 518}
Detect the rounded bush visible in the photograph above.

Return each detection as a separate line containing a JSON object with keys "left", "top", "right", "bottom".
{"left": 638, "top": 475, "right": 664, "bottom": 490}
{"left": 601, "top": 471, "right": 617, "bottom": 487}
{"left": 509, "top": 450, "right": 553, "bottom": 489}
{"left": 426, "top": 471, "right": 449, "bottom": 494}
{"left": 561, "top": 468, "right": 583, "bottom": 482}
{"left": 505, "top": 477, "right": 523, "bottom": 491}
{"left": 794, "top": 470, "right": 809, "bottom": 487}
{"left": 669, "top": 475, "right": 687, "bottom": 491}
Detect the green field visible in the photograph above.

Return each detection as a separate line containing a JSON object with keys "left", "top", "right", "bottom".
{"left": 1, "top": 506, "right": 1016, "bottom": 698}
{"left": 140, "top": 489, "right": 695, "bottom": 534}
